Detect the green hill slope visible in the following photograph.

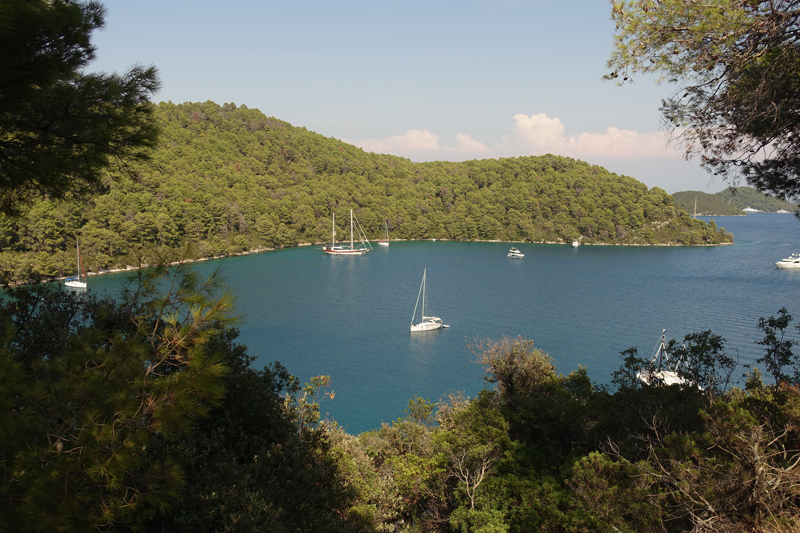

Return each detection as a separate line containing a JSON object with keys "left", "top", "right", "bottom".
{"left": 0, "top": 101, "right": 733, "bottom": 282}
{"left": 674, "top": 186, "right": 797, "bottom": 214}
{"left": 673, "top": 191, "right": 744, "bottom": 216}
{"left": 715, "top": 187, "right": 798, "bottom": 213}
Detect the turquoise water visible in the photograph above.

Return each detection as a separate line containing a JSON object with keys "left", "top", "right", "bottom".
{"left": 86, "top": 214, "right": 800, "bottom": 434}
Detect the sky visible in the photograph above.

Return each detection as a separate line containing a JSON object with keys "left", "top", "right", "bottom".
{"left": 91, "top": 0, "right": 731, "bottom": 194}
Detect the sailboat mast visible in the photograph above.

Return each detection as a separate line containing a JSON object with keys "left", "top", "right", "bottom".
{"left": 422, "top": 268, "right": 426, "bottom": 318}
{"left": 350, "top": 210, "right": 354, "bottom": 248}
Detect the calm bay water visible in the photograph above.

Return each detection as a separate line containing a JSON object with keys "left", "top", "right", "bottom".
{"left": 86, "top": 214, "right": 800, "bottom": 434}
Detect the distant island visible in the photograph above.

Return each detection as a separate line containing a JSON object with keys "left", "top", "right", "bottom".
{"left": 0, "top": 101, "right": 733, "bottom": 284}
{"left": 673, "top": 187, "right": 798, "bottom": 216}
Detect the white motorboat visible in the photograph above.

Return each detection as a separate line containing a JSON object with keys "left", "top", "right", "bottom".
{"left": 410, "top": 268, "right": 446, "bottom": 332}
{"left": 636, "top": 330, "right": 694, "bottom": 387}
{"left": 378, "top": 219, "right": 390, "bottom": 247}
{"left": 64, "top": 241, "right": 87, "bottom": 289}
{"left": 572, "top": 240, "right": 580, "bottom": 248}
{"left": 322, "top": 210, "right": 372, "bottom": 255}
{"left": 775, "top": 253, "right": 800, "bottom": 269}
{"left": 507, "top": 247, "right": 524, "bottom": 258}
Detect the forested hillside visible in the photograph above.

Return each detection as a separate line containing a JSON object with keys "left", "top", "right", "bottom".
{"left": 0, "top": 101, "right": 731, "bottom": 282}
{"left": 716, "top": 187, "right": 798, "bottom": 213}
{"left": 672, "top": 191, "right": 744, "bottom": 216}
{"left": 674, "top": 187, "right": 798, "bottom": 215}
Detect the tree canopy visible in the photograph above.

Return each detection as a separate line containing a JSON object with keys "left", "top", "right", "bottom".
{"left": 607, "top": 0, "right": 800, "bottom": 200}
{"left": 0, "top": 0, "right": 160, "bottom": 215}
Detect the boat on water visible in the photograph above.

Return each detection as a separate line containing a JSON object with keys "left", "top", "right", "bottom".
{"left": 775, "top": 253, "right": 800, "bottom": 269}
{"left": 64, "top": 241, "right": 87, "bottom": 289}
{"left": 507, "top": 247, "right": 524, "bottom": 258}
{"left": 378, "top": 219, "right": 390, "bottom": 247}
{"left": 410, "top": 268, "right": 447, "bottom": 332}
{"left": 636, "top": 330, "right": 694, "bottom": 387}
{"left": 322, "top": 210, "right": 372, "bottom": 255}
{"left": 572, "top": 240, "right": 580, "bottom": 248}
{"left": 743, "top": 206, "right": 761, "bottom": 213}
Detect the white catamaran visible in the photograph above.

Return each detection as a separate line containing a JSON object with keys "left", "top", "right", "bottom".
{"left": 322, "top": 210, "right": 372, "bottom": 255}
{"left": 64, "top": 241, "right": 87, "bottom": 289}
{"left": 410, "top": 268, "right": 447, "bottom": 332}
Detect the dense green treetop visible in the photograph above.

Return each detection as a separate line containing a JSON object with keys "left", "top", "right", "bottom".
{"left": 0, "top": 100, "right": 732, "bottom": 283}
{"left": 0, "top": 0, "right": 161, "bottom": 216}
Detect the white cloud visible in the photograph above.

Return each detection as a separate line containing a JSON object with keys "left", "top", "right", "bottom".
{"left": 352, "top": 130, "right": 490, "bottom": 157}
{"left": 504, "top": 113, "right": 683, "bottom": 160}
{"left": 350, "top": 113, "right": 685, "bottom": 163}
{"left": 454, "top": 133, "right": 492, "bottom": 154}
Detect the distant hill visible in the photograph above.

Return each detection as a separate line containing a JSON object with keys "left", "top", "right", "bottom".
{"left": 715, "top": 187, "right": 798, "bottom": 213}
{"left": 673, "top": 187, "right": 798, "bottom": 215}
{"left": 0, "top": 101, "right": 733, "bottom": 283}
{"left": 673, "top": 191, "right": 744, "bottom": 216}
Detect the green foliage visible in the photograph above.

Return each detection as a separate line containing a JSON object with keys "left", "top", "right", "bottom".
{"left": 0, "top": 101, "right": 732, "bottom": 284}
{"left": 0, "top": 0, "right": 160, "bottom": 215}
{"left": 755, "top": 307, "right": 800, "bottom": 385}
{"left": 135, "top": 332, "right": 357, "bottom": 533}
{"left": 0, "top": 261, "right": 230, "bottom": 531}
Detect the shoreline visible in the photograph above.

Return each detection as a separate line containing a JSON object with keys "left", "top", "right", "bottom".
{"left": 53, "top": 237, "right": 732, "bottom": 284}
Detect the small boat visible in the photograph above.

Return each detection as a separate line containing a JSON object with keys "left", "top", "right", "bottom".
{"left": 322, "top": 210, "right": 372, "bottom": 255}
{"left": 410, "top": 268, "right": 446, "bottom": 332}
{"left": 572, "top": 240, "right": 580, "bottom": 248}
{"left": 743, "top": 206, "right": 761, "bottom": 213}
{"left": 507, "top": 247, "right": 524, "bottom": 258}
{"left": 378, "top": 219, "right": 390, "bottom": 247}
{"left": 636, "top": 330, "right": 694, "bottom": 387}
{"left": 64, "top": 241, "right": 87, "bottom": 289}
{"left": 775, "top": 253, "right": 800, "bottom": 269}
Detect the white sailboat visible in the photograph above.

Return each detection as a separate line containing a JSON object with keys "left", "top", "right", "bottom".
{"left": 636, "top": 330, "right": 695, "bottom": 387}
{"left": 322, "top": 210, "right": 372, "bottom": 255}
{"left": 64, "top": 241, "right": 87, "bottom": 289}
{"left": 378, "top": 219, "right": 390, "bottom": 247}
{"left": 410, "top": 268, "right": 447, "bottom": 332}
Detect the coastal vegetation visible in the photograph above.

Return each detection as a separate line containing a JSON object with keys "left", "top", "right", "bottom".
{"left": 0, "top": 100, "right": 731, "bottom": 284}
{"left": 673, "top": 188, "right": 798, "bottom": 216}
{"left": 3, "top": 273, "right": 799, "bottom": 533}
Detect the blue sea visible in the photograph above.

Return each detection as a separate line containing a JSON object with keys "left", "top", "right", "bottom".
{"left": 86, "top": 213, "right": 800, "bottom": 435}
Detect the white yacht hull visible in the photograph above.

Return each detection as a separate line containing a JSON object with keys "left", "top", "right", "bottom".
{"left": 775, "top": 254, "right": 800, "bottom": 268}
{"left": 322, "top": 246, "right": 369, "bottom": 255}
{"left": 410, "top": 318, "right": 443, "bottom": 332}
